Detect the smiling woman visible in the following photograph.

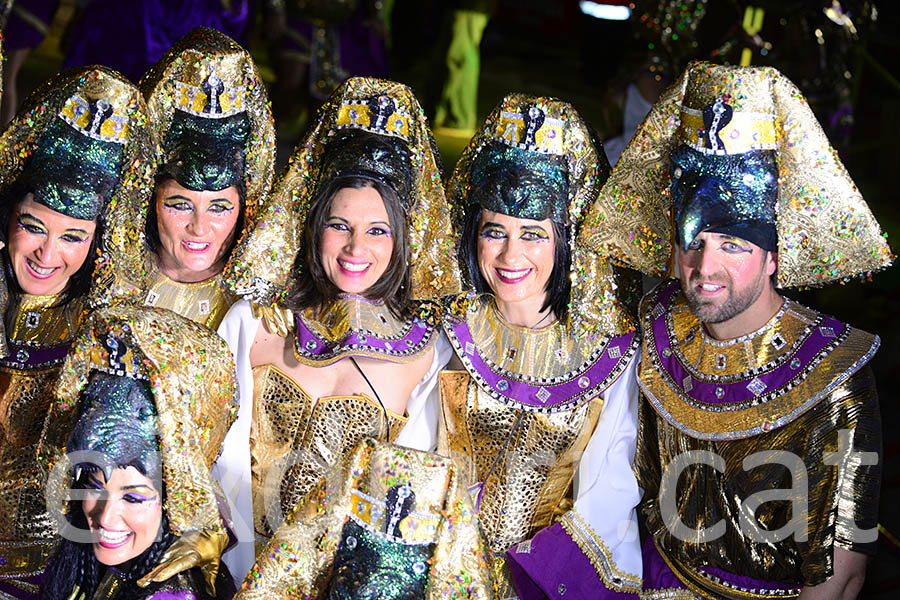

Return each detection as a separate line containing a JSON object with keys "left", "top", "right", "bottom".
{"left": 139, "top": 27, "right": 275, "bottom": 330}
{"left": 439, "top": 94, "right": 644, "bottom": 599}
{"left": 39, "top": 307, "right": 237, "bottom": 600}
{"left": 0, "top": 66, "right": 154, "bottom": 600}
{"left": 215, "top": 78, "right": 460, "bottom": 584}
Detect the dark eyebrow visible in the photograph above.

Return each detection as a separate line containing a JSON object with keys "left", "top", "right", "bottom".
{"left": 519, "top": 225, "right": 548, "bottom": 232}
{"left": 368, "top": 220, "right": 391, "bottom": 228}
{"left": 64, "top": 228, "right": 91, "bottom": 236}
{"left": 480, "top": 221, "right": 505, "bottom": 229}
{"left": 164, "top": 194, "right": 193, "bottom": 202}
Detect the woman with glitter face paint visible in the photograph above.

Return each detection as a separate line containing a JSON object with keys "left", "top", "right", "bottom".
{"left": 438, "top": 94, "right": 646, "bottom": 598}
{"left": 0, "top": 66, "right": 153, "bottom": 600}
{"left": 139, "top": 27, "right": 275, "bottom": 330}
{"left": 39, "top": 307, "right": 237, "bottom": 600}
{"left": 215, "top": 78, "right": 461, "bottom": 583}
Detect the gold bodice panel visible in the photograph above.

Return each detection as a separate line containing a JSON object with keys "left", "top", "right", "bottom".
{"left": 438, "top": 370, "right": 603, "bottom": 552}
{"left": 251, "top": 365, "right": 407, "bottom": 541}
{"left": 144, "top": 267, "right": 236, "bottom": 330}
{"left": 0, "top": 294, "right": 85, "bottom": 578}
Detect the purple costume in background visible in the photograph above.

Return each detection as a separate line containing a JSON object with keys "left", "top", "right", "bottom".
{"left": 62, "top": 0, "right": 252, "bottom": 83}
{"left": 3, "top": 0, "right": 60, "bottom": 49}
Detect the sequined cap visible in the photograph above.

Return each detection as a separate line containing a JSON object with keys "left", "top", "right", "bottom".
{"left": 0, "top": 66, "right": 155, "bottom": 305}
{"left": 141, "top": 26, "right": 275, "bottom": 222}
{"left": 40, "top": 306, "right": 238, "bottom": 536}
{"left": 594, "top": 61, "right": 893, "bottom": 287}
{"left": 67, "top": 372, "right": 160, "bottom": 481}
{"left": 318, "top": 129, "right": 411, "bottom": 209}
{"left": 448, "top": 93, "right": 635, "bottom": 337}
{"left": 224, "top": 77, "right": 460, "bottom": 304}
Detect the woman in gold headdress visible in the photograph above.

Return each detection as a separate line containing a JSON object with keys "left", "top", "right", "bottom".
{"left": 139, "top": 27, "right": 275, "bottom": 330}
{"left": 38, "top": 307, "right": 237, "bottom": 600}
{"left": 216, "top": 77, "right": 460, "bottom": 582}
{"left": 438, "top": 94, "right": 650, "bottom": 598}
{"left": 0, "top": 66, "right": 153, "bottom": 600}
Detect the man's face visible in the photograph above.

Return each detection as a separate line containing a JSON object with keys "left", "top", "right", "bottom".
{"left": 678, "top": 231, "right": 777, "bottom": 325}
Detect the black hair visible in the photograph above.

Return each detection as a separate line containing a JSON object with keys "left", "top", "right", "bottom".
{"left": 145, "top": 173, "right": 246, "bottom": 264}
{"left": 459, "top": 203, "right": 572, "bottom": 320}
{"left": 42, "top": 467, "right": 179, "bottom": 600}
{"left": 0, "top": 182, "right": 105, "bottom": 306}
{"left": 285, "top": 175, "right": 412, "bottom": 319}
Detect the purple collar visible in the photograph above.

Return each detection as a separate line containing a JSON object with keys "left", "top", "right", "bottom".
{"left": 445, "top": 296, "right": 637, "bottom": 413}
{"left": 293, "top": 299, "right": 439, "bottom": 366}
{"left": 640, "top": 280, "right": 879, "bottom": 440}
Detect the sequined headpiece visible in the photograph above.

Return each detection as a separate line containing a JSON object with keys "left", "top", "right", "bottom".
{"left": 0, "top": 66, "right": 155, "bottom": 305}
{"left": 224, "top": 77, "right": 460, "bottom": 304}
{"left": 318, "top": 130, "right": 412, "bottom": 209}
{"left": 40, "top": 306, "right": 238, "bottom": 536}
{"left": 67, "top": 373, "right": 160, "bottom": 481}
{"left": 449, "top": 93, "right": 634, "bottom": 336}
{"left": 594, "top": 61, "right": 893, "bottom": 287}
{"left": 141, "top": 26, "right": 274, "bottom": 211}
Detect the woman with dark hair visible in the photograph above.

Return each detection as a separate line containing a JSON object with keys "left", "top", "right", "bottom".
{"left": 39, "top": 307, "right": 237, "bottom": 600}
{"left": 215, "top": 77, "right": 460, "bottom": 582}
{"left": 438, "top": 94, "right": 644, "bottom": 598}
{"left": 0, "top": 67, "right": 153, "bottom": 599}
{"left": 139, "top": 27, "right": 275, "bottom": 330}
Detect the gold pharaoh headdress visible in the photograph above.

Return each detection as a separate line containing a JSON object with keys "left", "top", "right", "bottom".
{"left": 0, "top": 66, "right": 156, "bottom": 306}
{"left": 447, "top": 93, "right": 635, "bottom": 337}
{"left": 140, "top": 26, "right": 276, "bottom": 232}
{"left": 238, "top": 439, "right": 491, "bottom": 599}
{"left": 223, "top": 77, "right": 460, "bottom": 305}
{"left": 591, "top": 61, "right": 893, "bottom": 287}
{"left": 39, "top": 306, "right": 237, "bottom": 535}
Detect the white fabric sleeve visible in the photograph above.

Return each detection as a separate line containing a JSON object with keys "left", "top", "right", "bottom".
{"left": 571, "top": 352, "right": 643, "bottom": 579}
{"left": 213, "top": 298, "right": 260, "bottom": 585}
{"left": 394, "top": 331, "right": 453, "bottom": 453}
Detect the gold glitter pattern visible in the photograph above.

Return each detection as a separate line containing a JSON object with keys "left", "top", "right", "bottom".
{"left": 438, "top": 370, "right": 602, "bottom": 552}
{"left": 639, "top": 281, "right": 879, "bottom": 439}
{"left": 0, "top": 67, "right": 156, "bottom": 308}
{"left": 250, "top": 366, "right": 405, "bottom": 541}
{"left": 595, "top": 61, "right": 892, "bottom": 286}
{"left": 140, "top": 27, "right": 276, "bottom": 237}
{"left": 223, "top": 77, "right": 460, "bottom": 305}
{"left": 237, "top": 439, "right": 492, "bottom": 599}
{"left": 292, "top": 295, "right": 439, "bottom": 366}
{"left": 447, "top": 93, "right": 635, "bottom": 337}
{"left": 0, "top": 295, "right": 85, "bottom": 580}
{"left": 143, "top": 266, "right": 237, "bottom": 330}
{"left": 636, "top": 363, "right": 881, "bottom": 587}
{"left": 39, "top": 306, "right": 237, "bottom": 536}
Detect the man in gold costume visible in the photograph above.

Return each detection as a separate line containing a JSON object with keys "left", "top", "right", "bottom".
{"left": 600, "top": 62, "right": 892, "bottom": 599}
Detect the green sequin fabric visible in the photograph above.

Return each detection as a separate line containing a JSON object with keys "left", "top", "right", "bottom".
{"left": 160, "top": 110, "right": 249, "bottom": 192}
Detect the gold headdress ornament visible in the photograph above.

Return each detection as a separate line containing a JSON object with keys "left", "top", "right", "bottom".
{"left": 447, "top": 93, "right": 635, "bottom": 337}
{"left": 239, "top": 439, "right": 491, "bottom": 599}
{"left": 0, "top": 66, "right": 156, "bottom": 306}
{"left": 39, "top": 306, "right": 237, "bottom": 535}
{"left": 590, "top": 60, "right": 893, "bottom": 287}
{"left": 223, "top": 77, "right": 460, "bottom": 305}
{"left": 140, "top": 26, "right": 275, "bottom": 228}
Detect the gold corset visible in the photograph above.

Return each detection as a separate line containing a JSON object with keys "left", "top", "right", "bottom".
{"left": 438, "top": 370, "right": 603, "bottom": 552}
{"left": 251, "top": 365, "right": 407, "bottom": 541}
{"left": 143, "top": 267, "right": 236, "bottom": 330}
{"left": 0, "top": 294, "right": 85, "bottom": 584}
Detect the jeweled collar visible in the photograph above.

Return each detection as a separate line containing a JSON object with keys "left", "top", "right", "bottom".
{"left": 443, "top": 293, "right": 637, "bottom": 413}
{"left": 639, "top": 280, "right": 879, "bottom": 440}
{"left": 0, "top": 293, "right": 86, "bottom": 370}
{"left": 293, "top": 295, "right": 439, "bottom": 366}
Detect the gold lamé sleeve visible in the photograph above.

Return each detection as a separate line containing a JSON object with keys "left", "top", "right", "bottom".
{"left": 800, "top": 365, "right": 881, "bottom": 584}
{"left": 634, "top": 393, "right": 662, "bottom": 523}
